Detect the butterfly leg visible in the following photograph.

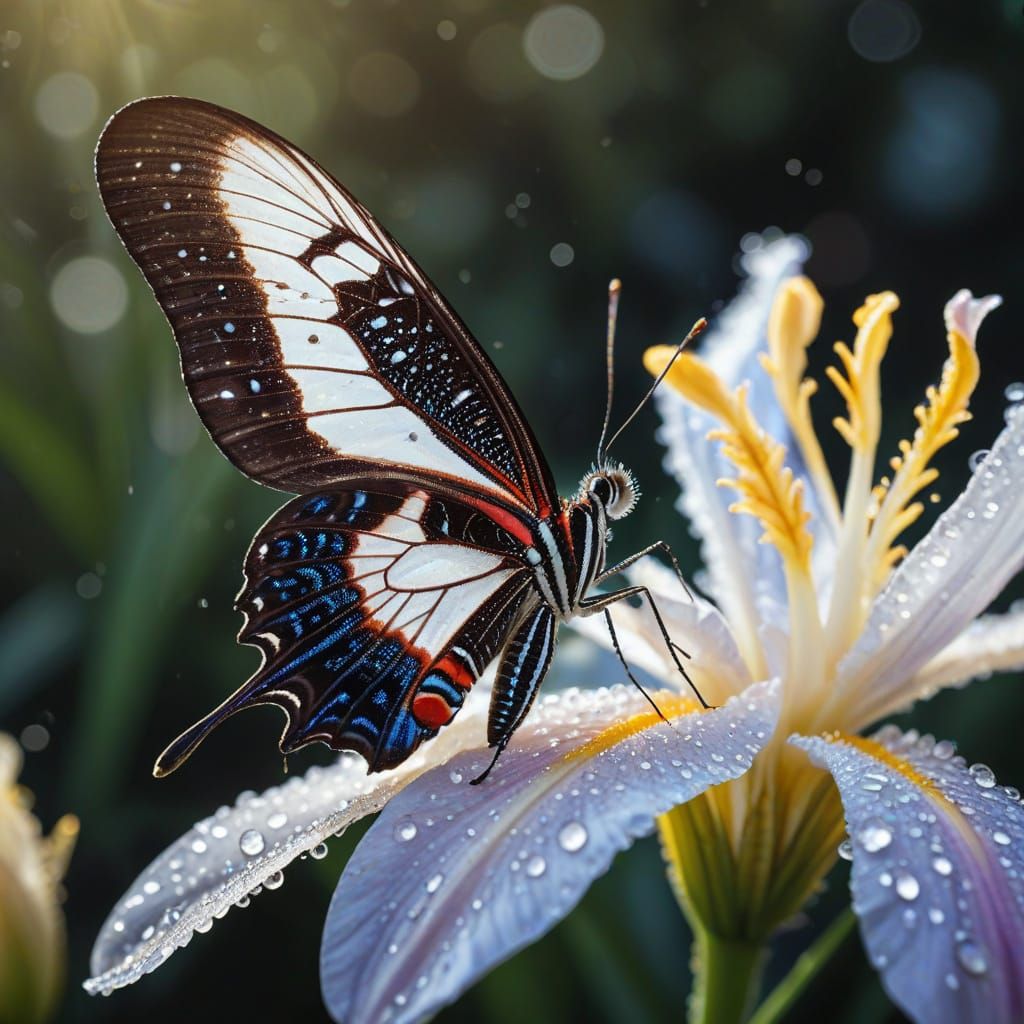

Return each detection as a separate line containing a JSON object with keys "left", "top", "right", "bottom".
{"left": 596, "top": 540, "right": 694, "bottom": 606}
{"left": 579, "top": 585, "right": 709, "bottom": 708}
{"left": 471, "top": 603, "right": 557, "bottom": 785}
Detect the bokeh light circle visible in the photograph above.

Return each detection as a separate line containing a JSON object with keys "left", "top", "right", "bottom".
{"left": 549, "top": 242, "right": 575, "bottom": 267}
{"left": 523, "top": 5, "right": 604, "bottom": 81}
{"left": 349, "top": 52, "right": 420, "bottom": 117}
{"left": 50, "top": 257, "right": 128, "bottom": 334}
{"left": 848, "top": 0, "right": 922, "bottom": 63}
{"left": 34, "top": 71, "right": 99, "bottom": 139}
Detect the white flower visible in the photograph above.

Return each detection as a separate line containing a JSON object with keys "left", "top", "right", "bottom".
{"left": 83, "top": 236, "right": 1024, "bottom": 1024}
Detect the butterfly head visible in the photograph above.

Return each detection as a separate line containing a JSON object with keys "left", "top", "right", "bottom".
{"left": 578, "top": 461, "right": 639, "bottom": 521}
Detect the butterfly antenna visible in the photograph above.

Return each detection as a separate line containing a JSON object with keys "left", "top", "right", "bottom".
{"left": 602, "top": 316, "right": 707, "bottom": 456}
{"left": 596, "top": 278, "right": 622, "bottom": 465}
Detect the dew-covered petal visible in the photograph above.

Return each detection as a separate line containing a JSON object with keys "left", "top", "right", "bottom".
{"left": 793, "top": 727, "right": 1024, "bottom": 1024}
{"left": 836, "top": 407, "right": 1024, "bottom": 729}
{"left": 321, "top": 680, "right": 780, "bottom": 1024}
{"left": 654, "top": 235, "right": 833, "bottom": 633}
{"left": 907, "top": 606, "right": 1024, "bottom": 705}
{"left": 84, "top": 696, "right": 490, "bottom": 997}
{"left": 569, "top": 558, "right": 753, "bottom": 700}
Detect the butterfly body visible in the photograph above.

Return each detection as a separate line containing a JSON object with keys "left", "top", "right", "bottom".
{"left": 95, "top": 97, "right": 660, "bottom": 780}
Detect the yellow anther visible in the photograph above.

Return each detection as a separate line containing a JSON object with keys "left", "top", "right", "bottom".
{"left": 644, "top": 347, "right": 814, "bottom": 574}
{"left": 866, "top": 321, "right": 981, "bottom": 589}
{"left": 761, "top": 276, "right": 840, "bottom": 526}
{"left": 826, "top": 292, "right": 899, "bottom": 453}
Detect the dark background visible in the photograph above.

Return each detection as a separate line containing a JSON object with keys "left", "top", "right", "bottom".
{"left": 2, "top": 1, "right": 1022, "bottom": 1021}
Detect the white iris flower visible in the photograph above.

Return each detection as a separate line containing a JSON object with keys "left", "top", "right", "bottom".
{"left": 83, "top": 238, "right": 1024, "bottom": 1024}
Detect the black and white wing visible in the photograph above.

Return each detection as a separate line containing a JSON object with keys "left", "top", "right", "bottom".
{"left": 95, "top": 96, "right": 558, "bottom": 517}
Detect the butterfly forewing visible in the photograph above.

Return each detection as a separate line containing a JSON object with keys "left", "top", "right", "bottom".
{"left": 155, "top": 485, "right": 534, "bottom": 775}
{"left": 95, "top": 97, "right": 558, "bottom": 514}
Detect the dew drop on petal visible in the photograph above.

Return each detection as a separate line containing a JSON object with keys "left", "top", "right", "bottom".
{"left": 264, "top": 871, "right": 284, "bottom": 890}
{"left": 1005, "top": 382, "right": 1024, "bottom": 403}
{"left": 525, "top": 855, "right": 547, "bottom": 878}
{"left": 191, "top": 838, "right": 208, "bottom": 854}
{"left": 239, "top": 829, "right": 266, "bottom": 857}
{"left": 895, "top": 871, "right": 920, "bottom": 901}
{"left": 929, "top": 907, "right": 945, "bottom": 924}
{"left": 857, "top": 821, "right": 893, "bottom": 852}
{"left": 932, "top": 855, "right": 953, "bottom": 876}
{"left": 956, "top": 939, "right": 989, "bottom": 976}
{"left": 557, "top": 821, "right": 588, "bottom": 852}
{"left": 449, "top": 769, "right": 463, "bottom": 784}
{"left": 838, "top": 839, "right": 854, "bottom": 861}
{"left": 968, "top": 449, "right": 990, "bottom": 472}
{"left": 425, "top": 872, "right": 444, "bottom": 894}
{"left": 311, "top": 842, "right": 328, "bottom": 860}
{"left": 394, "top": 818, "right": 418, "bottom": 843}
{"left": 969, "top": 763, "right": 996, "bottom": 789}
{"left": 267, "top": 811, "right": 288, "bottom": 830}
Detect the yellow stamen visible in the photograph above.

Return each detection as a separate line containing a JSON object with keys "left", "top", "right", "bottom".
{"left": 563, "top": 692, "right": 700, "bottom": 764}
{"left": 760, "top": 276, "right": 841, "bottom": 527}
{"left": 823, "top": 293, "right": 899, "bottom": 664}
{"left": 864, "top": 325, "right": 980, "bottom": 590}
{"left": 826, "top": 292, "right": 899, "bottom": 453}
{"left": 643, "top": 349, "right": 815, "bottom": 574}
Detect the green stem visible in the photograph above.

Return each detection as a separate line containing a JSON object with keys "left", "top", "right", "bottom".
{"left": 748, "top": 909, "right": 857, "bottom": 1024}
{"left": 691, "top": 930, "right": 766, "bottom": 1024}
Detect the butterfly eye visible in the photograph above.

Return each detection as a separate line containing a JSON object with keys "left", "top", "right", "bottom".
{"left": 588, "top": 475, "right": 614, "bottom": 505}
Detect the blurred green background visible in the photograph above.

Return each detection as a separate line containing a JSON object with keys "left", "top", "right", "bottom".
{"left": 2, "top": 1, "right": 1023, "bottom": 1021}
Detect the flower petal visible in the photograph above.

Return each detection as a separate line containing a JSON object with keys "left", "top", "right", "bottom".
{"left": 320, "top": 680, "right": 780, "bottom": 1024}
{"left": 835, "top": 406, "right": 1024, "bottom": 729}
{"left": 944, "top": 289, "right": 1002, "bottom": 343}
{"left": 908, "top": 606, "right": 1024, "bottom": 703}
{"left": 84, "top": 696, "right": 490, "bottom": 997}
{"left": 653, "top": 235, "right": 833, "bottom": 644}
{"left": 793, "top": 727, "right": 1024, "bottom": 1024}
{"left": 570, "top": 558, "right": 753, "bottom": 700}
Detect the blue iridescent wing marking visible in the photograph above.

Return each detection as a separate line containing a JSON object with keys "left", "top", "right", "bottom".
{"left": 154, "top": 486, "right": 532, "bottom": 775}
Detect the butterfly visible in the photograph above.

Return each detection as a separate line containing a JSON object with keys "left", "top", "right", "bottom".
{"left": 96, "top": 97, "right": 703, "bottom": 784}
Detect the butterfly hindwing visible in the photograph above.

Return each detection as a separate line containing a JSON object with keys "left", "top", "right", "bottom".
{"left": 154, "top": 485, "right": 534, "bottom": 775}
{"left": 95, "top": 96, "right": 557, "bottom": 516}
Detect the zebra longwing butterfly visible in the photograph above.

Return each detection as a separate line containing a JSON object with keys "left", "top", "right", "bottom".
{"left": 96, "top": 97, "right": 697, "bottom": 783}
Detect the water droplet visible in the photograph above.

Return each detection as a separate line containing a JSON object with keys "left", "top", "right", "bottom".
{"left": 426, "top": 872, "right": 444, "bottom": 893}
{"left": 195, "top": 918, "right": 213, "bottom": 933}
{"left": 639, "top": 760, "right": 652, "bottom": 771}
{"left": 932, "top": 855, "right": 953, "bottom": 876}
{"left": 191, "top": 838, "right": 208, "bottom": 854}
{"left": 956, "top": 939, "right": 988, "bottom": 975}
{"left": 239, "top": 829, "right": 265, "bottom": 857}
{"left": 968, "top": 449, "right": 990, "bottom": 472}
{"left": 895, "top": 871, "right": 920, "bottom": 901}
{"left": 143, "top": 880, "right": 161, "bottom": 895}
{"left": 838, "top": 839, "right": 854, "bottom": 861}
{"left": 857, "top": 822, "right": 893, "bottom": 852}
{"left": 169, "top": 160, "right": 182, "bottom": 173}
{"left": 1005, "top": 382, "right": 1024, "bottom": 403}
{"left": 928, "top": 907, "right": 945, "bottom": 924}
{"left": 525, "top": 855, "right": 547, "bottom": 878}
{"left": 264, "top": 871, "right": 284, "bottom": 890}
{"left": 311, "top": 842, "right": 328, "bottom": 860}
{"left": 267, "top": 811, "right": 288, "bottom": 829}
{"left": 211, "top": 824, "right": 228, "bottom": 839}
{"left": 557, "top": 821, "right": 588, "bottom": 852}
{"left": 394, "top": 818, "right": 418, "bottom": 843}
{"left": 970, "top": 763, "right": 996, "bottom": 788}
{"left": 993, "top": 830, "right": 1011, "bottom": 846}
{"left": 449, "top": 769, "right": 463, "bottom": 784}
